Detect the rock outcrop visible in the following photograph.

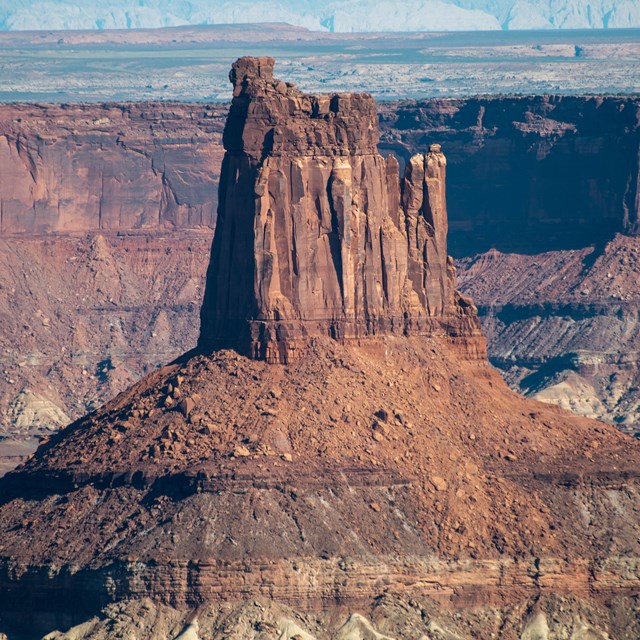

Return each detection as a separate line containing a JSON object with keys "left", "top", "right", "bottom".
{"left": 198, "top": 57, "right": 480, "bottom": 363}
{"left": 0, "top": 59, "right": 639, "bottom": 640}
{"left": 457, "top": 234, "right": 640, "bottom": 436}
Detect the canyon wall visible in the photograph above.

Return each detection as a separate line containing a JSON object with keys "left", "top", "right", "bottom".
{"left": 456, "top": 236, "right": 640, "bottom": 436}
{"left": 2, "top": 96, "right": 639, "bottom": 256}
{"left": 0, "top": 102, "right": 224, "bottom": 234}
{"left": 378, "top": 95, "right": 640, "bottom": 256}
{"left": 0, "top": 233, "right": 212, "bottom": 474}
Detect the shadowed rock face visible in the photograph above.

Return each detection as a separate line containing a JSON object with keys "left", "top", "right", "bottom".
{"left": 198, "top": 57, "right": 481, "bottom": 363}
{"left": 378, "top": 95, "right": 640, "bottom": 256}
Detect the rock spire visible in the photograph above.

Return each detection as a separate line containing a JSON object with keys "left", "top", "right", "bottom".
{"left": 198, "top": 56, "right": 480, "bottom": 363}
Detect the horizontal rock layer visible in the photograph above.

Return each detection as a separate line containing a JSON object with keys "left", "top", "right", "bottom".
{"left": 457, "top": 235, "right": 640, "bottom": 436}
{"left": 2, "top": 555, "right": 639, "bottom": 629}
{"left": 2, "top": 95, "right": 638, "bottom": 259}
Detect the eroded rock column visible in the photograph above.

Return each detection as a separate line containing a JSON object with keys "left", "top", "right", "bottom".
{"left": 198, "top": 57, "right": 481, "bottom": 363}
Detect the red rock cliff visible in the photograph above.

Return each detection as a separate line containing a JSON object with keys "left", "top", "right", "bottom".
{"left": 0, "top": 103, "right": 224, "bottom": 233}
{"left": 378, "top": 95, "right": 640, "bottom": 256}
{"left": 2, "top": 96, "right": 638, "bottom": 258}
{"left": 197, "top": 57, "right": 480, "bottom": 363}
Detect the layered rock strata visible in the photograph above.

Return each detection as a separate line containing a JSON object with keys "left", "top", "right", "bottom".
{"left": 2, "top": 94, "right": 640, "bottom": 469}
{"left": 378, "top": 95, "right": 640, "bottom": 256}
{"left": 0, "top": 60, "right": 639, "bottom": 639}
{"left": 0, "top": 334, "right": 639, "bottom": 637}
{"left": 198, "top": 57, "right": 480, "bottom": 363}
{"left": 457, "top": 235, "right": 640, "bottom": 436}
{"left": 0, "top": 233, "right": 212, "bottom": 475}
{"left": 2, "top": 96, "right": 638, "bottom": 255}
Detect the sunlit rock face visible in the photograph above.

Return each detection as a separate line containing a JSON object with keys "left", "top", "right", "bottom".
{"left": 198, "top": 57, "right": 481, "bottom": 363}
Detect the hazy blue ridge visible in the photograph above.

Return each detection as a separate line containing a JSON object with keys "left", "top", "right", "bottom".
{"left": 0, "top": 0, "right": 639, "bottom": 32}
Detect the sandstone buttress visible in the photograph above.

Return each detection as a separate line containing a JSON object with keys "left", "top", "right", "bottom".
{"left": 198, "top": 57, "right": 481, "bottom": 364}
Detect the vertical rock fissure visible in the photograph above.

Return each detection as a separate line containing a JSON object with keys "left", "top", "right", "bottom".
{"left": 379, "top": 226, "right": 389, "bottom": 306}
{"left": 327, "top": 172, "right": 345, "bottom": 308}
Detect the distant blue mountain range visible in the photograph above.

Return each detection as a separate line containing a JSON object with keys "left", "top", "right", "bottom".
{"left": 1, "top": 0, "right": 639, "bottom": 32}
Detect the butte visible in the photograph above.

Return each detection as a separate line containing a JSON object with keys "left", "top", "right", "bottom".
{"left": 0, "top": 57, "right": 638, "bottom": 639}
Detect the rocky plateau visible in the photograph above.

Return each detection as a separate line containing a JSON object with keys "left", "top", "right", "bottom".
{"left": 0, "top": 56, "right": 638, "bottom": 640}
{"left": 1, "top": 26, "right": 638, "bottom": 102}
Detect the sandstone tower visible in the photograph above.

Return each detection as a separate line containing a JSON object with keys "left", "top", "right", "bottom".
{"left": 198, "top": 57, "right": 480, "bottom": 363}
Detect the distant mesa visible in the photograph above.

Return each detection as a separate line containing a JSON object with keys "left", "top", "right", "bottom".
{"left": 198, "top": 56, "right": 482, "bottom": 363}
{"left": 1, "top": 1, "right": 639, "bottom": 32}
